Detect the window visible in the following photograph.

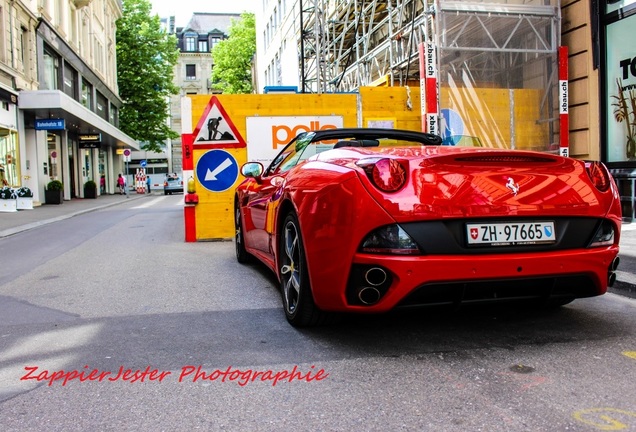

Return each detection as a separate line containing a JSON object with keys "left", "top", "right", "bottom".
{"left": 63, "top": 63, "right": 77, "bottom": 99}
{"left": 185, "top": 35, "right": 196, "bottom": 51}
{"left": 81, "top": 79, "right": 93, "bottom": 109}
{"left": 96, "top": 91, "right": 108, "bottom": 120}
{"left": 110, "top": 103, "right": 118, "bottom": 125}
{"left": 210, "top": 36, "right": 221, "bottom": 50}
{"left": 198, "top": 40, "right": 208, "bottom": 52}
{"left": 185, "top": 64, "right": 196, "bottom": 80}
{"left": 94, "top": 39, "right": 104, "bottom": 74}
{"left": 69, "top": 5, "right": 78, "bottom": 45}
{"left": 42, "top": 46, "right": 59, "bottom": 90}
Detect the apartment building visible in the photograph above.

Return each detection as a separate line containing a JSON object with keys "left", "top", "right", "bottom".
{"left": 166, "top": 12, "right": 239, "bottom": 176}
{"left": 0, "top": 0, "right": 138, "bottom": 204}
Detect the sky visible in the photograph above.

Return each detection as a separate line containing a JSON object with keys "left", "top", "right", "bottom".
{"left": 149, "top": 0, "right": 258, "bottom": 28}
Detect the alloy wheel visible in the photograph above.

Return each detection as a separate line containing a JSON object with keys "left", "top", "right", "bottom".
{"left": 280, "top": 219, "right": 301, "bottom": 315}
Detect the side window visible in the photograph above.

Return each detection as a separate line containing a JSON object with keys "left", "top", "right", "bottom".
{"left": 268, "top": 148, "right": 297, "bottom": 175}
{"left": 266, "top": 132, "right": 316, "bottom": 175}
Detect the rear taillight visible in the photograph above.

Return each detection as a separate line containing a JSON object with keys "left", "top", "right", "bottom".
{"left": 585, "top": 161, "right": 611, "bottom": 192}
{"left": 357, "top": 158, "right": 408, "bottom": 192}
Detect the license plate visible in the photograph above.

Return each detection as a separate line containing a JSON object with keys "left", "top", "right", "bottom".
{"left": 466, "top": 221, "right": 556, "bottom": 246}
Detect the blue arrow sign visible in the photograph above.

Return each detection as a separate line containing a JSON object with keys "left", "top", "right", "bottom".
{"left": 196, "top": 149, "right": 239, "bottom": 192}
{"left": 140, "top": 160, "right": 147, "bottom": 167}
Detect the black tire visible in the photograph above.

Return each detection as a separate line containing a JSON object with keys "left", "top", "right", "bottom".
{"left": 279, "top": 212, "right": 329, "bottom": 327}
{"left": 234, "top": 199, "right": 251, "bottom": 264}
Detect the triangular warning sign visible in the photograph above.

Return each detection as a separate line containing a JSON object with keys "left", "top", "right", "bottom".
{"left": 191, "top": 96, "right": 246, "bottom": 149}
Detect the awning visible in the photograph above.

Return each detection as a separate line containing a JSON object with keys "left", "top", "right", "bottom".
{"left": 18, "top": 90, "right": 140, "bottom": 151}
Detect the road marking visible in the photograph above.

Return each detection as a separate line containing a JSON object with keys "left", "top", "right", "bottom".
{"left": 623, "top": 351, "right": 636, "bottom": 360}
{"left": 573, "top": 408, "right": 636, "bottom": 430}
{"left": 132, "top": 196, "right": 167, "bottom": 209}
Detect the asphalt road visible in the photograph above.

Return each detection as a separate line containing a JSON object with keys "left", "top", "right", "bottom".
{"left": 0, "top": 195, "right": 635, "bottom": 431}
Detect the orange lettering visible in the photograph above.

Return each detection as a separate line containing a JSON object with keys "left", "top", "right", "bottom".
{"left": 271, "top": 122, "right": 339, "bottom": 149}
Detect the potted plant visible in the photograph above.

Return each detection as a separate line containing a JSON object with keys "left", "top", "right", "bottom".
{"left": 15, "top": 186, "right": 33, "bottom": 210}
{"left": 84, "top": 180, "right": 97, "bottom": 199}
{"left": 45, "top": 180, "right": 63, "bottom": 205}
{"left": 0, "top": 186, "right": 17, "bottom": 212}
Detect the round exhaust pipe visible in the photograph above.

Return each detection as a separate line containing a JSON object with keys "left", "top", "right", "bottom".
{"left": 358, "top": 287, "right": 381, "bottom": 305}
{"left": 611, "top": 257, "right": 620, "bottom": 271}
{"left": 608, "top": 272, "right": 616, "bottom": 287}
{"left": 365, "top": 267, "right": 388, "bottom": 287}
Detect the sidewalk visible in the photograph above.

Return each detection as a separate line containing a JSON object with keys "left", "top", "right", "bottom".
{"left": 0, "top": 196, "right": 635, "bottom": 298}
{"left": 0, "top": 191, "right": 150, "bottom": 238}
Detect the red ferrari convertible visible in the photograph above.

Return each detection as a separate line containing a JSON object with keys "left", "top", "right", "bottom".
{"left": 234, "top": 128, "right": 621, "bottom": 327}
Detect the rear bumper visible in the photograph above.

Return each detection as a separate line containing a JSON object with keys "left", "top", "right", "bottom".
{"left": 315, "top": 247, "right": 619, "bottom": 312}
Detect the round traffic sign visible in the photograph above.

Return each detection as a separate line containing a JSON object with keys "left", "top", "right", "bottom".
{"left": 123, "top": 149, "right": 131, "bottom": 156}
{"left": 196, "top": 150, "right": 239, "bottom": 192}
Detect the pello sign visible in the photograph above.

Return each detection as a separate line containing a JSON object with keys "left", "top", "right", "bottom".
{"left": 246, "top": 116, "right": 344, "bottom": 164}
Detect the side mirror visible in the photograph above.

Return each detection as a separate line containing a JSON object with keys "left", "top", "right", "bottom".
{"left": 241, "top": 162, "right": 264, "bottom": 179}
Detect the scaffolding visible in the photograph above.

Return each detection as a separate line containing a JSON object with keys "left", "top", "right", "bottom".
{"left": 299, "top": 0, "right": 563, "bottom": 151}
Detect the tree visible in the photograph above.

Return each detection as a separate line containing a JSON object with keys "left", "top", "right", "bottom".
{"left": 211, "top": 13, "right": 256, "bottom": 94}
{"left": 116, "top": 0, "right": 179, "bottom": 152}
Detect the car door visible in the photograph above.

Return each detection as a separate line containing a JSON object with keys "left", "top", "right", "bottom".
{"left": 243, "top": 136, "right": 315, "bottom": 255}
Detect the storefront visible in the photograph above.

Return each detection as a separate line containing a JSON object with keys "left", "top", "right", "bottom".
{"left": 604, "top": 0, "right": 636, "bottom": 164}
{"left": 602, "top": 0, "right": 636, "bottom": 219}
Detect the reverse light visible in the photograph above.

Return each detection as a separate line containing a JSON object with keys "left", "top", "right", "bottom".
{"left": 360, "top": 225, "right": 421, "bottom": 255}
{"left": 585, "top": 161, "right": 611, "bottom": 192}
{"left": 588, "top": 220, "right": 615, "bottom": 247}
{"left": 357, "top": 158, "right": 407, "bottom": 192}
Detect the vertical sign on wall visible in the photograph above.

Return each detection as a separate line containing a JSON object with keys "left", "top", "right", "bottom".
{"left": 418, "top": 43, "right": 427, "bottom": 133}
{"left": 558, "top": 46, "right": 569, "bottom": 158}
{"left": 426, "top": 42, "right": 439, "bottom": 136}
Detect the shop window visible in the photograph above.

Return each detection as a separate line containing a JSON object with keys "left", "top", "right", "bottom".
{"left": 0, "top": 129, "right": 19, "bottom": 187}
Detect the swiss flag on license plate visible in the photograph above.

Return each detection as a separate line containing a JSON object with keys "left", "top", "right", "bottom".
{"left": 470, "top": 228, "right": 479, "bottom": 240}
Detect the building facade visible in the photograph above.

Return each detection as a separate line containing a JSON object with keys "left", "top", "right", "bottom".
{"left": 1, "top": 0, "right": 137, "bottom": 205}
{"left": 254, "top": 0, "right": 635, "bottom": 171}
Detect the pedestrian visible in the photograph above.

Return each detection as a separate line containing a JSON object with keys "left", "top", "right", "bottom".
{"left": 100, "top": 175, "right": 105, "bottom": 194}
{"left": 146, "top": 175, "right": 151, "bottom": 194}
{"left": 117, "top": 174, "right": 124, "bottom": 195}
